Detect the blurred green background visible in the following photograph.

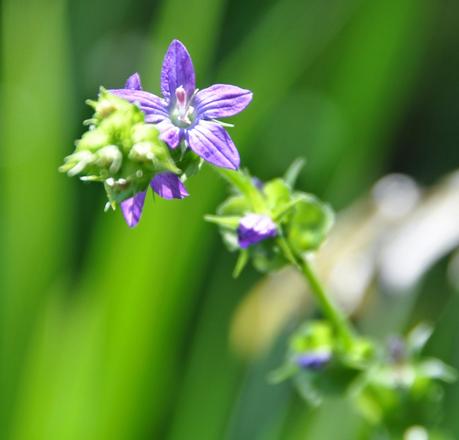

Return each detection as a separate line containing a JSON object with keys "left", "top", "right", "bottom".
{"left": 1, "top": 0, "right": 459, "bottom": 438}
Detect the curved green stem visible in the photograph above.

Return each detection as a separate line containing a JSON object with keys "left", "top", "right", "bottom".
{"left": 297, "top": 255, "right": 355, "bottom": 347}
{"left": 213, "top": 166, "right": 355, "bottom": 346}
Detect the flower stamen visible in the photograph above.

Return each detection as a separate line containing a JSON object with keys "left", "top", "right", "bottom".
{"left": 172, "top": 85, "right": 198, "bottom": 127}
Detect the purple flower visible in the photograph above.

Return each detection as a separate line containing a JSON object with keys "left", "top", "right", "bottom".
{"left": 121, "top": 172, "right": 188, "bottom": 228}
{"left": 237, "top": 213, "right": 277, "bottom": 248}
{"left": 110, "top": 40, "right": 252, "bottom": 170}
{"left": 295, "top": 352, "right": 331, "bottom": 370}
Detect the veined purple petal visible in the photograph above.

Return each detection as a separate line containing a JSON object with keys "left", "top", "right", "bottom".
{"left": 120, "top": 191, "right": 146, "bottom": 228}
{"left": 237, "top": 214, "right": 277, "bottom": 248}
{"left": 124, "top": 73, "right": 143, "bottom": 90}
{"left": 161, "top": 40, "right": 195, "bottom": 100}
{"left": 144, "top": 113, "right": 168, "bottom": 125}
{"left": 195, "top": 84, "right": 253, "bottom": 119}
{"left": 109, "top": 89, "right": 168, "bottom": 118}
{"left": 295, "top": 352, "right": 331, "bottom": 370}
{"left": 156, "top": 119, "right": 182, "bottom": 149}
{"left": 150, "top": 173, "right": 189, "bottom": 200}
{"left": 187, "top": 120, "right": 240, "bottom": 170}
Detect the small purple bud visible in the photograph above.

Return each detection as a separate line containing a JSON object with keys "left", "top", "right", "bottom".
{"left": 252, "top": 177, "right": 264, "bottom": 191}
{"left": 237, "top": 214, "right": 277, "bottom": 248}
{"left": 295, "top": 352, "right": 331, "bottom": 370}
{"left": 388, "top": 336, "right": 406, "bottom": 363}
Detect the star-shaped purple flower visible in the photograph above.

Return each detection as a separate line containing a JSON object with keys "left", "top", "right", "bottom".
{"left": 237, "top": 213, "right": 278, "bottom": 248}
{"left": 110, "top": 39, "right": 253, "bottom": 170}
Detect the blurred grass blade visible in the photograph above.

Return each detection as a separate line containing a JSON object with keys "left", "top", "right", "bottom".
{"left": 0, "top": 0, "right": 72, "bottom": 437}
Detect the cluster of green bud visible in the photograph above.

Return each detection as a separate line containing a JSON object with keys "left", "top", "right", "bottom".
{"left": 272, "top": 321, "right": 456, "bottom": 436}
{"left": 59, "top": 89, "right": 180, "bottom": 206}
{"left": 354, "top": 324, "right": 456, "bottom": 435}
{"left": 206, "top": 160, "right": 334, "bottom": 275}
{"left": 270, "top": 320, "right": 373, "bottom": 405}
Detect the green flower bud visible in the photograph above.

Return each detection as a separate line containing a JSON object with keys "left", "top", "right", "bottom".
{"left": 131, "top": 123, "right": 160, "bottom": 144}
{"left": 128, "top": 142, "right": 155, "bottom": 162}
{"left": 96, "top": 145, "right": 123, "bottom": 174}
{"left": 76, "top": 129, "right": 110, "bottom": 152}
{"left": 59, "top": 150, "right": 96, "bottom": 176}
{"left": 60, "top": 88, "right": 182, "bottom": 206}
{"left": 207, "top": 161, "right": 334, "bottom": 276}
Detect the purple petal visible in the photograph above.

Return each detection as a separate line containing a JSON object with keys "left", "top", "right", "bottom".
{"left": 237, "top": 214, "right": 277, "bottom": 248}
{"left": 195, "top": 84, "right": 253, "bottom": 119}
{"left": 150, "top": 173, "right": 189, "bottom": 200}
{"left": 295, "top": 352, "right": 331, "bottom": 370}
{"left": 187, "top": 120, "right": 240, "bottom": 170}
{"left": 144, "top": 113, "right": 168, "bottom": 125}
{"left": 156, "top": 119, "right": 182, "bottom": 149}
{"left": 120, "top": 191, "right": 146, "bottom": 228}
{"left": 161, "top": 39, "right": 195, "bottom": 100}
{"left": 124, "top": 73, "right": 143, "bottom": 90}
{"left": 109, "top": 89, "right": 168, "bottom": 120}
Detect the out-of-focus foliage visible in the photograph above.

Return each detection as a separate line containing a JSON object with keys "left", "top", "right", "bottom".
{"left": 1, "top": 0, "right": 459, "bottom": 439}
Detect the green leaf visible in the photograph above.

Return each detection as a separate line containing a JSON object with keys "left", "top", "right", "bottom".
{"left": 287, "top": 194, "right": 334, "bottom": 253}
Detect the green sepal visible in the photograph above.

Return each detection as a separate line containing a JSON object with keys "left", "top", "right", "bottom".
{"left": 406, "top": 323, "right": 433, "bottom": 356}
{"left": 251, "top": 240, "right": 288, "bottom": 273}
{"left": 287, "top": 194, "right": 334, "bottom": 253}
{"left": 218, "top": 168, "right": 266, "bottom": 213}
{"left": 217, "top": 195, "right": 250, "bottom": 216}
{"left": 263, "top": 178, "right": 292, "bottom": 217}
{"left": 233, "top": 249, "right": 249, "bottom": 278}
{"left": 417, "top": 358, "right": 458, "bottom": 383}
{"left": 290, "top": 321, "right": 334, "bottom": 354}
{"left": 268, "top": 362, "right": 299, "bottom": 385}
{"left": 204, "top": 215, "right": 240, "bottom": 229}
{"left": 283, "top": 158, "right": 306, "bottom": 189}
{"left": 173, "top": 149, "right": 203, "bottom": 181}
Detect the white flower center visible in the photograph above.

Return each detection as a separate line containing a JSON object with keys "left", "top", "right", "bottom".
{"left": 171, "top": 85, "right": 198, "bottom": 128}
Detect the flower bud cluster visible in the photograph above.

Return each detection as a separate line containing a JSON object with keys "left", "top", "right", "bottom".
{"left": 206, "top": 161, "right": 334, "bottom": 276}
{"left": 272, "top": 321, "right": 456, "bottom": 435}
{"left": 59, "top": 89, "right": 180, "bottom": 206}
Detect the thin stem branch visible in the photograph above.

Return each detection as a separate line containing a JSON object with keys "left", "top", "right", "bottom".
{"left": 297, "top": 255, "right": 355, "bottom": 347}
